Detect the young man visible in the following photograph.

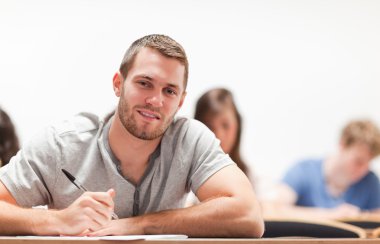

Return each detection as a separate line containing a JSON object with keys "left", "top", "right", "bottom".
{"left": 267, "top": 120, "right": 380, "bottom": 220}
{"left": 0, "top": 34, "right": 264, "bottom": 237}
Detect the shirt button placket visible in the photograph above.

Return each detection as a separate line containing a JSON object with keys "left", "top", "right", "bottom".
{"left": 133, "top": 187, "right": 140, "bottom": 216}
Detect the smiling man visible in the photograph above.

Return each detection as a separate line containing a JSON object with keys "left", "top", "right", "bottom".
{"left": 0, "top": 34, "right": 264, "bottom": 237}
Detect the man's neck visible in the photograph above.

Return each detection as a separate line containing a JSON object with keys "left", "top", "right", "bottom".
{"left": 108, "top": 113, "right": 161, "bottom": 184}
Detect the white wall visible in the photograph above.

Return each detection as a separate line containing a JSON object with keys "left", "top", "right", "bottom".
{"left": 1, "top": 0, "right": 380, "bottom": 196}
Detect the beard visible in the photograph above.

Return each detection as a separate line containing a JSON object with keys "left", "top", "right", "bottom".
{"left": 117, "top": 94, "right": 175, "bottom": 140}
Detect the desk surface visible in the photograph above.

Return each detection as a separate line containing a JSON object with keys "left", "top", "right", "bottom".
{"left": 0, "top": 238, "right": 380, "bottom": 244}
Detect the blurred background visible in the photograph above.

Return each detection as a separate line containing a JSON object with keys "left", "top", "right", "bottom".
{"left": 1, "top": 0, "right": 380, "bottom": 196}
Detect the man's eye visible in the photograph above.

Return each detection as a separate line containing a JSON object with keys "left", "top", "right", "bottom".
{"left": 138, "top": 81, "right": 149, "bottom": 87}
{"left": 165, "top": 88, "right": 177, "bottom": 96}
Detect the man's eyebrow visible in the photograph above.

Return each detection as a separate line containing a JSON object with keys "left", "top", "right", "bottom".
{"left": 167, "top": 83, "right": 179, "bottom": 89}
{"left": 139, "top": 75, "right": 153, "bottom": 81}
{"left": 137, "top": 75, "right": 179, "bottom": 89}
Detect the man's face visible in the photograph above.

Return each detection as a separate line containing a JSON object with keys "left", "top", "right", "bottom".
{"left": 337, "top": 143, "right": 373, "bottom": 184}
{"left": 114, "top": 47, "right": 186, "bottom": 140}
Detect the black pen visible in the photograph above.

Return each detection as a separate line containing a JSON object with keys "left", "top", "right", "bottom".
{"left": 61, "top": 168, "right": 119, "bottom": 220}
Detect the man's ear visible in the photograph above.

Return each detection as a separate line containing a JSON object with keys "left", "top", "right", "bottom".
{"left": 113, "top": 72, "right": 123, "bottom": 97}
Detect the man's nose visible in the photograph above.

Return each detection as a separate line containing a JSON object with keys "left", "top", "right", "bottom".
{"left": 145, "top": 92, "right": 163, "bottom": 107}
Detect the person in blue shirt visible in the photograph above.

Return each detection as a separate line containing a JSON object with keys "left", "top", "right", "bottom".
{"left": 271, "top": 119, "right": 380, "bottom": 219}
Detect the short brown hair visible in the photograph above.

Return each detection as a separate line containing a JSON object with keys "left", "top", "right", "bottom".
{"left": 119, "top": 34, "right": 189, "bottom": 90}
{"left": 340, "top": 119, "right": 380, "bottom": 157}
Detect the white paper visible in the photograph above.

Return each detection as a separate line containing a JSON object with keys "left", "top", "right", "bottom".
{"left": 13, "top": 234, "right": 187, "bottom": 241}
{"left": 100, "top": 235, "right": 188, "bottom": 240}
{"left": 14, "top": 236, "right": 100, "bottom": 240}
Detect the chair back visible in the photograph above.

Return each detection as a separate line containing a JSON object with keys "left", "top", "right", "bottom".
{"left": 338, "top": 218, "right": 380, "bottom": 229}
{"left": 263, "top": 218, "right": 366, "bottom": 238}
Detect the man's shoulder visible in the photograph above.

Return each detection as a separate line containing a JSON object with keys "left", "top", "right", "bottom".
{"left": 286, "top": 158, "right": 323, "bottom": 177}
{"left": 283, "top": 158, "right": 324, "bottom": 192}
{"left": 53, "top": 112, "right": 104, "bottom": 136}
{"left": 22, "top": 112, "right": 105, "bottom": 147}
{"left": 360, "top": 170, "right": 380, "bottom": 185}
{"left": 166, "top": 116, "right": 210, "bottom": 137}
{"left": 294, "top": 158, "right": 323, "bottom": 169}
{"left": 162, "top": 116, "right": 215, "bottom": 149}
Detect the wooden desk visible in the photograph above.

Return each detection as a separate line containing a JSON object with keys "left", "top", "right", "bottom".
{"left": 0, "top": 238, "right": 380, "bottom": 244}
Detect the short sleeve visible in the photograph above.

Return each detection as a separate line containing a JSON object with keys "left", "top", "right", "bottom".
{"left": 364, "top": 173, "right": 380, "bottom": 210}
{"left": 185, "top": 120, "right": 235, "bottom": 194}
{"left": 0, "top": 126, "right": 61, "bottom": 207}
{"left": 282, "top": 162, "right": 308, "bottom": 197}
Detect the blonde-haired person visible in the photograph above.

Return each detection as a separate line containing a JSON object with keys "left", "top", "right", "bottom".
{"left": 267, "top": 119, "right": 380, "bottom": 220}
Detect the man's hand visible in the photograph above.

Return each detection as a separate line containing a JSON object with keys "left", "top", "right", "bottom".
{"left": 50, "top": 189, "right": 116, "bottom": 236}
{"left": 86, "top": 218, "right": 138, "bottom": 237}
{"left": 328, "top": 203, "right": 361, "bottom": 219}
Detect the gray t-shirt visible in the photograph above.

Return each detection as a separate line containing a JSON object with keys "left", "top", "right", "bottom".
{"left": 0, "top": 112, "right": 234, "bottom": 218}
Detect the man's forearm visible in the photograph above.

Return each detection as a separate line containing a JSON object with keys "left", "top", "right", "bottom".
{"left": 0, "top": 190, "right": 115, "bottom": 236}
{"left": 0, "top": 201, "right": 60, "bottom": 235}
{"left": 134, "top": 196, "right": 264, "bottom": 237}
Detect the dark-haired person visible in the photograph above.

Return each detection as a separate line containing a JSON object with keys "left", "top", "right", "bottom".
{"left": 0, "top": 108, "right": 19, "bottom": 167}
{"left": 194, "top": 88, "right": 250, "bottom": 178}
{"left": 0, "top": 34, "right": 264, "bottom": 237}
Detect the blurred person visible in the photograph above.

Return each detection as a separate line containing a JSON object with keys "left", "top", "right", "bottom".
{"left": 185, "top": 88, "right": 252, "bottom": 206}
{"left": 194, "top": 88, "right": 250, "bottom": 177}
{"left": 0, "top": 108, "right": 19, "bottom": 167}
{"left": 266, "top": 119, "right": 380, "bottom": 220}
